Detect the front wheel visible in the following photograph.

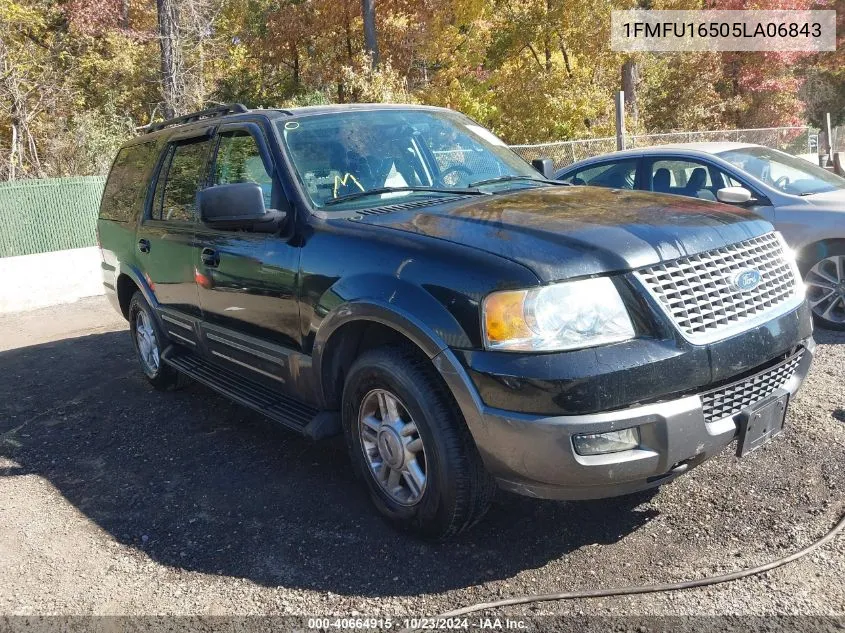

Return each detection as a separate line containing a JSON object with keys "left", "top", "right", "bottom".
{"left": 802, "top": 247, "right": 845, "bottom": 331}
{"left": 342, "top": 346, "right": 495, "bottom": 540}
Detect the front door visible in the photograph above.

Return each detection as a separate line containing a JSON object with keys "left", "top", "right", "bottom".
{"left": 194, "top": 122, "right": 302, "bottom": 392}
{"left": 642, "top": 156, "right": 776, "bottom": 224}
{"left": 136, "top": 134, "right": 213, "bottom": 345}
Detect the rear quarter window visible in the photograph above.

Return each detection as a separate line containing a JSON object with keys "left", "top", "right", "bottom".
{"left": 99, "top": 142, "right": 158, "bottom": 222}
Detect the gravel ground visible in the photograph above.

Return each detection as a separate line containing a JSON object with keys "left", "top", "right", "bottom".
{"left": 0, "top": 296, "right": 843, "bottom": 627}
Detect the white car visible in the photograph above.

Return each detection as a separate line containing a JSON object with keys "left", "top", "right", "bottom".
{"left": 555, "top": 142, "right": 845, "bottom": 330}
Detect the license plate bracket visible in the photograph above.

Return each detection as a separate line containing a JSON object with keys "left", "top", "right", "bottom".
{"left": 736, "top": 393, "right": 789, "bottom": 458}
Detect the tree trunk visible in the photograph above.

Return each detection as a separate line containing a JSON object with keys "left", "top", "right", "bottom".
{"left": 621, "top": 59, "right": 638, "bottom": 128}
{"left": 9, "top": 121, "right": 17, "bottom": 181}
{"left": 345, "top": 7, "right": 354, "bottom": 61}
{"left": 544, "top": 0, "right": 552, "bottom": 72}
{"left": 120, "top": 0, "right": 129, "bottom": 29}
{"left": 362, "top": 0, "right": 379, "bottom": 68}
{"left": 156, "top": 0, "right": 179, "bottom": 119}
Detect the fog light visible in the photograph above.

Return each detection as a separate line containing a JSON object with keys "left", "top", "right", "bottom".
{"left": 573, "top": 428, "right": 640, "bottom": 455}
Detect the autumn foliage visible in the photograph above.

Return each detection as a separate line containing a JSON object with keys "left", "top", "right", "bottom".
{"left": 0, "top": 0, "right": 842, "bottom": 179}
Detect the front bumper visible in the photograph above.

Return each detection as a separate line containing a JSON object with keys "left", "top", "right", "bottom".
{"left": 435, "top": 337, "right": 814, "bottom": 501}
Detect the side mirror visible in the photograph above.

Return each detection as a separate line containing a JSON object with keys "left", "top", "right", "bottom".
{"left": 198, "top": 183, "right": 286, "bottom": 233}
{"left": 531, "top": 157, "right": 555, "bottom": 180}
{"left": 716, "top": 186, "right": 753, "bottom": 205}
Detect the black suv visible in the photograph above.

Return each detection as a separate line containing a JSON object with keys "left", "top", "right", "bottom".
{"left": 98, "top": 103, "right": 814, "bottom": 539}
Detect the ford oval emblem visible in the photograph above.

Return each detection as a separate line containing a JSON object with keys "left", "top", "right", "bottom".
{"left": 731, "top": 268, "right": 762, "bottom": 292}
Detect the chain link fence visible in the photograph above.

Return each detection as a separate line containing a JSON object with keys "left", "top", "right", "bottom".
{"left": 511, "top": 126, "right": 819, "bottom": 170}
{"left": 0, "top": 176, "right": 106, "bottom": 258}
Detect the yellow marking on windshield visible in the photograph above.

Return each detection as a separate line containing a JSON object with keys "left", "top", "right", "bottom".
{"left": 333, "top": 173, "right": 365, "bottom": 198}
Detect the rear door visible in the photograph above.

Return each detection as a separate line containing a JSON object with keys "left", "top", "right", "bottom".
{"left": 642, "top": 155, "right": 776, "bottom": 222}
{"left": 98, "top": 140, "right": 159, "bottom": 300}
{"left": 136, "top": 132, "right": 213, "bottom": 343}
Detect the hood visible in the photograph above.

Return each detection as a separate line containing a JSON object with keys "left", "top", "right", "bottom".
{"left": 353, "top": 186, "right": 773, "bottom": 282}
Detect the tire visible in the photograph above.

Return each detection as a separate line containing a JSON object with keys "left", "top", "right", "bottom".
{"left": 341, "top": 346, "right": 496, "bottom": 540}
{"left": 799, "top": 241, "right": 845, "bottom": 331}
{"left": 128, "top": 291, "right": 186, "bottom": 390}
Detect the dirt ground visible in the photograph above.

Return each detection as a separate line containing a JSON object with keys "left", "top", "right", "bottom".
{"left": 1, "top": 296, "right": 843, "bottom": 628}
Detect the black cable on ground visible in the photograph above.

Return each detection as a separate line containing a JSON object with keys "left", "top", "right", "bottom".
{"left": 428, "top": 508, "right": 845, "bottom": 621}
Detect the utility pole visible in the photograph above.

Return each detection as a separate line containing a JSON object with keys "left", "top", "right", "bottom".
{"left": 826, "top": 112, "right": 833, "bottom": 164}
{"left": 615, "top": 91, "right": 626, "bottom": 151}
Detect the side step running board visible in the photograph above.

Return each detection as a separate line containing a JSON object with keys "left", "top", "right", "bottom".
{"left": 162, "top": 347, "right": 340, "bottom": 439}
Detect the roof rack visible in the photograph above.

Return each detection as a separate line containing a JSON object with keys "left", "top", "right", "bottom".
{"left": 144, "top": 103, "right": 249, "bottom": 134}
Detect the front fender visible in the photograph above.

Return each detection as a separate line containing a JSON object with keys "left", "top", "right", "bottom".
{"left": 310, "top": 275, "right": 476, "bottom": 406}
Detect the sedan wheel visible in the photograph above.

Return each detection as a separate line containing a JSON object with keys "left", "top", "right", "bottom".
{"left": 805, "top": 255, "right": 845, "bottom": 328}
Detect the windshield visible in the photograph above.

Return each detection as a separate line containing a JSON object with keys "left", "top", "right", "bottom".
{"left": 275, "top": 109, "right": 542, "bottom": 210}
{"left": 718, "top": 146, "right": 845, "bottom": 196}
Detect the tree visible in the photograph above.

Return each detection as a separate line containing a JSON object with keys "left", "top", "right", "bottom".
{"left": 156, "top": 0, "right": 179, "bottom": 118}
{"left": 362, "top": 0, "right": 379, "bottom": 68}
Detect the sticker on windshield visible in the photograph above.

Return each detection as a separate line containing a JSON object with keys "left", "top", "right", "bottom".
{"left": 284, "top": 121, "right": 300, "bottom": 130}
{"left": 465, "top": 124, "right": 507, "bottom": 147}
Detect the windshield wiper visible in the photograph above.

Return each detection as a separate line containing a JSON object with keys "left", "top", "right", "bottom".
{"left": 469, "top": 176, "right": 569, "bottom": 187}
{"left": 323, "top": 186, "right": 489, "bottom": 206}
{"left": 468, "top": 175, "right": 569, "bottom": 188}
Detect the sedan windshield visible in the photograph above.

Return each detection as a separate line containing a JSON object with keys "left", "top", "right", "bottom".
{"left": 275, "top": 109, "right": 543, "bottom": 210}
{"left": 718, "top": 146, "right": 845, "bottom": 196}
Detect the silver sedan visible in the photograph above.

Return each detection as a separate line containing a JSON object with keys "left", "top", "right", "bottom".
{"left": 555, "top": 142, "right": 845, "bottom": 330}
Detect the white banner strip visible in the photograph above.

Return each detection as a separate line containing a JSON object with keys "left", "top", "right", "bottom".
{"left": 611, "top": 10, "right": 837, "bottom": 52}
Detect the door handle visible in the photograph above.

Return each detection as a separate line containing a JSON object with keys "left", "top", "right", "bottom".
{"left": 201, "top": 248, "right": 220, "bottom": 267}
{"left": 137, "top": 239, "right": 150, "bottom": 253}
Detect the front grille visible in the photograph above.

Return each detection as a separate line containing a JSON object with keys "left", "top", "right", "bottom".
{"left": 634, "top": 233, "right": 801, "bottom": 343}
{"left": 700, "top": 350, "right": 804, "bottom": 423}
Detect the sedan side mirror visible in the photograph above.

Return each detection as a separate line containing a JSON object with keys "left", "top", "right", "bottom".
{"left": 716, "top": 186, "right": 753, "bottom": 205}
{"left": 531, "top": 157, "right": 555, "bottom": 180}
{"left": 198, "top": 183, "right": 286, "bottom": 233}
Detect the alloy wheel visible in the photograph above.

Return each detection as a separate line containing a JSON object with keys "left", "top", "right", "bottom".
{"left": 358, "top": 388, "right": 427, "bottom": 506}
{"left": 806, "top": 255, "right": 845, "bottom": 325}
{"left": 135, "top": 310, "right": 161, "bottom": 375}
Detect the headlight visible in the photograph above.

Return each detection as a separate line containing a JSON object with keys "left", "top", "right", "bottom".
{"left": 482, "top": 277, "right": 636, "bottom": 352}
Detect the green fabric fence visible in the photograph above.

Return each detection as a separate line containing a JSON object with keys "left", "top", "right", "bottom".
{"left": 0, "top": 176, "right": 107, "bottom": 258}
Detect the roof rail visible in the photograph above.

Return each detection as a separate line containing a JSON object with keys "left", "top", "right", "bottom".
{"left": 145, "top": 103, "right": 249, "bottom": 134}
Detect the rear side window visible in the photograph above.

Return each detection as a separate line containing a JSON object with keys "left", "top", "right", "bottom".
{"left": 561, "top": 160, "right": 638, "bottom": 189}
{"left": 99, "top": 142, "right": 157, "bottom": 222}
{"left": 150, "top": 139, "right": 211, "bottom": 222}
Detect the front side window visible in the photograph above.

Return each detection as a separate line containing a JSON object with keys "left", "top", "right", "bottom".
{"left": 276, "top": 109, "right": 541, "bottom": 211}
{"left": 150, "top": 139, "right": 211, "bottom": 221}
{"left": 649, "top": 159, "right": 718, "bottom": 201}
{"left": 560, "top": 160, "right": 638, "bottom": 189}
{"left": 718, "top": 146, "right": 845, "bottom": 196}
{"left": 214, "top": 131, "right": 273, "bottom": 208}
